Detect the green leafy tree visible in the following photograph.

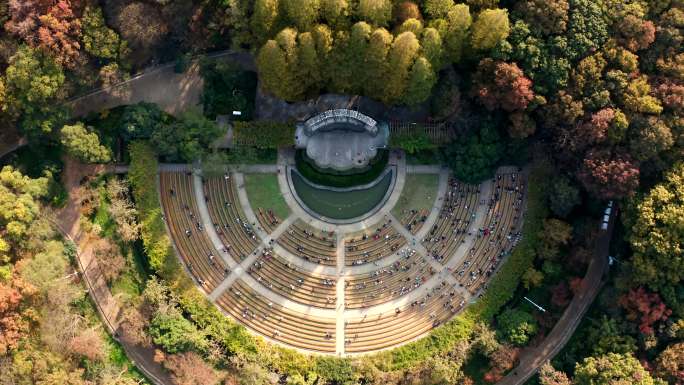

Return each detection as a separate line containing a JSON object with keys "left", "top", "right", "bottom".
{"left": 363, "top": 27, "right": 393, "bottom": 99}
{"left": 59, "top": 123, "right": 111, "bottom": 163}
{"left": 573, "top": 353, "right": 660, "bottom": 385}
{"left": 443, "top": 4, "right": 472, "bottom": 63}
{"left": 585, "top": 317, "right": 637, "bottom": 356}
{"left": 149, "top": 312, "right": 207, "bottom": 354}
{"left": 297, "top": 32, "right": 323, "bottom": 95}
{"left": 251, "top": 0, "right": 280, "bottom": 40}
{"left": 358, "top": 0, "right": 392, "bottom": 26}
{"left": 120, "top": 102, "right": 168, "bottom": 140}
{"left": 282, "top": 0, "right": 320, "bottom": 30}
{"left": 421, "top": 27, "right": 444, "bottom": 70}
{"left": 403, "top": 56, "right": 436, "bottom": 105}
{"left": 423, "top": 0, "right": 453, "bottom": 19}
{"left": 548, "top": 175, "right": 580, "bottom": 217}
{"left": 0, "top": 166, "right": 49, "bottom": 251}
{"left": 566, "top": 0, "right": 609, "bottom": 61}
{"left": 497, "top": 308, "right": 539, "bottom": 346}
{"left": 471, "top": 8, "right": 509, "bottom": 51}
{"left": 81, "top": 6, "right": 127, "bottom": 60}
{"left": 629, "top": 163, "right": 684, "bottom": 293}
{"left": 1, "top": 45, "right": 66, "bottom": 135}
{"left": 522, "top": 268, "right": 544, "bottom": 289}
{"left": 383, "top": 31, "right": 420, "bottom": 104}
{"left": 444, "top": 123, "right": 504, "bottom": 183}
{"left": 150, "top": 110, "right": 224, "bottom": 162}
{"left": 537, "top": 219, "right": 572, "bottom": 260}
{"left": 320, "top": 0, "right": 349, "bottom": 27}
{"left": 257, "top": 29, "right": 306, "bottom": 101}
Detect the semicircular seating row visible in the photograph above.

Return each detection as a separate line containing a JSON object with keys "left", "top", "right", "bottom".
{"left": 158, "top": 169, "right": 525, "bottom": 353}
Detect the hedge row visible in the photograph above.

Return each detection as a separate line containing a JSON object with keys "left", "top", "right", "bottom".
{"left": 294, "top": 149, "right": 390, "bottom": 188}
{"left": 233, "top": 120, "right": 295, "bottom": 149}
{"left": 128, "top": 141, "right": 176, "bottom": 274}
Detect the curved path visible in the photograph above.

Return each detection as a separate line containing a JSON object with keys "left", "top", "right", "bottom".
{"left": 497, "top": 206, "right": 615, "bottom": 384}
{"left": 54, "top": 158, "right": 170, "bottom": 385}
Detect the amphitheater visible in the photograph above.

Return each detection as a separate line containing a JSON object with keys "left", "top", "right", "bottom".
{"left": 157, "top": 113, "right": 527, "bottom": 356}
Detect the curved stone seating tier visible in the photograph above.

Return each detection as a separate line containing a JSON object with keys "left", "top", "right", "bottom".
{"left": 344, "top": 250, "right": 434, "bottom": 308}
{"left": 344, "top": 282, "right": 466, "bottom": 353}
{"left": 344, "top": 221, "right": 407, "bottom": 266}
{"left": 256, "top": 207, "right": 281, "bottom": 234}
{"left": 455, "top": 172, "right": 525, "bottom": 294}
{"left": 216, "top": 280, "right": 336, "bottom": 353}
{"left": 160, "top": 172, "right": 228, "bottom": 292}
{"left": 277, "top": 220, "right": 337, "bottom": 266}
{"left": 398, "top": 208, "right": 430, "bottom": 235}
{"left": 248, "top": 249, "right": 337, "bottom": 309}
{"left": 423, "top": 180, "right": 480, "bottom": 264}
{"left": 204, "top": 175, "right": 260, "bottom": 262}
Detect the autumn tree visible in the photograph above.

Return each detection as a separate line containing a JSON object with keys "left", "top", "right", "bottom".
{"left": 470, "top": 8, "right": 509, "bottom": 51}
{"left": 472, "top": 59, "right": 534, "bottom": 113}
{"left": 537, "top": 219, "right": 572, "bottom": 260}
{"left": 421, "top": 27, "right": 443, "bottom": 70}
{"left": 0, "top": 278, "right": 32, "bottom": 355}
{"left": 578, "top": 149, "right": 640, "bottom": 199}
{"left": 106, "top": 178, "right": 140, "bottom": 242}
{"left": 516, "top": 0, "right": 568, "bottom": 35}
{"left": 573, "top": 353, "right": 659, "bottom": 385}
{"left": 59, "top": 123, "right": 112, "bottom": 163}
{"left": 655, "top": 342, "right": 684, "bottom": 385}
{"left": 616, "top": 15, "right": 656, "bottom": 52}
{"left": 6, "top": 0, "right": 82, "bottom": 68}
{"left": 67, "top": 328, "right": 105, "bottom": 362}
{"left": 162, "top": 352, "right": 219, "bottom": 385}
{"left": 93, "top": 240, "right": 126, "bottom": 284}
{"left": 619, "top": 287, "right": 672, "bottom": 335}
{"left": 111, "top": 1, "right": 168, "bottom": 62}
{"left": 539, "top": 362, "right": 571, "bottom": 385}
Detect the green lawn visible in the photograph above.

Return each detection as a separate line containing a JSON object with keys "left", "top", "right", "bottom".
{"left": 244, "top": 173, "right": 290, "bottom": 220}
{"left": 391, "top": 174, "right": 440, "bottom": 217}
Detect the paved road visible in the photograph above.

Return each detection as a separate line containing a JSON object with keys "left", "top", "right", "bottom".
{"left": 496, "top": 208, "right": 615, "bottom": 385}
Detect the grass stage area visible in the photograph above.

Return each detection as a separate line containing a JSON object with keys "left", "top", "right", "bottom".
{"left": 391, "top": 174, "right": 440, "bottom": 217}
{"left": 244, "top": 173, "right": 290, "bottom": 220}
